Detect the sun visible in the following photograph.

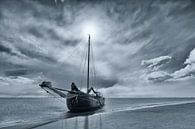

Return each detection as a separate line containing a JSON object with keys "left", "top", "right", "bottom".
{"left": 82, "top": 22, "right": 99, "bottom": 39}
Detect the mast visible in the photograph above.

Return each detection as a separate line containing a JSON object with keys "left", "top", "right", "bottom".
{"left": 87, "top": 35, "right": 90, "bottom": 94}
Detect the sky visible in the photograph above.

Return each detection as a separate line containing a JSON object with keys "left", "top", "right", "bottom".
{"left": 0, "top": 0, "right": 195, "bottom": 97}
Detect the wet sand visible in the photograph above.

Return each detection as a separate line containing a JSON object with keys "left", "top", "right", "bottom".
{"left": 34, "top": 102, "right": 195, "bottom": 129}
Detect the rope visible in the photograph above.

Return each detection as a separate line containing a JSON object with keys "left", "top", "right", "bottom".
{"left": 62, "top": 43, "right": 84, "bottom": 64}
{"left": 42, "top": 88, "right": 65, "bottom": 103}
{"left": 78, "top": 48, "right": 85, "bottom": 89}
{"left": 91, "top": 41, "right": 97, "bottom": 87}
{"left": 80, "top": 50, "right": 88, "bottom": 89}
{"left": 64, "top": 38, "right": 97, "bottom": 93}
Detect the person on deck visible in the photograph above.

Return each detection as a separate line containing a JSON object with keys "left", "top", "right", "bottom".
{"left": 88, "top": 87, "right": 100, "bottom": 97}
{"left": 71, "top": 82, "right": 79, "bottom": 91}
{"left": 88, "top": 87, "right": 97, "bottom": 93}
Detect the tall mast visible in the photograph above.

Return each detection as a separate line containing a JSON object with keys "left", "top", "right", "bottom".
{"left": 87, "top": 35, "right": 90, "bottom": 94}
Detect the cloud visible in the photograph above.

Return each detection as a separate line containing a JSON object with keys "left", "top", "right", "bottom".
{"left": 172, "top": 49, "right": 195, "bottom": 78}
{"left": 185, "top": 48, "right": 195, "bottom": 64}
{"left": 141, "top": 56, "right": 172, "bottom": 70}
{"left": 172, "top": 65, "right": 195, "bottom": 79}
{"left": 0, "top": 43, "right": 12, "bottom": 54}
{"left": 0, "top": 42, "right": 20, "bottom": 57}
{"left": 146, "top": 71, "right": 172, "bottom": 83}
{"left": 101, "top": 78, "right": 195, "bottom": 98}
{"left": 142, "top": 49, "right": 195, "bottom": 83}
{"left": 140, "top": 56, "right": 173, "bottom": 82}
{"left": 0, "top": 74, "right": 47, "bottom": 97}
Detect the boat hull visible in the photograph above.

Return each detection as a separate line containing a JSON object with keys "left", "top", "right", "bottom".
{"left": 66, "top": 92, "right": 105, "bottom": 112}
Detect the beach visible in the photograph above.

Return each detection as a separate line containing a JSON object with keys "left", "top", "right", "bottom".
{"left": 1, "top": 99, "right": 195, "bottom": 129}
{"left": 33, "top": 102, "right": 195, "bottom": 129}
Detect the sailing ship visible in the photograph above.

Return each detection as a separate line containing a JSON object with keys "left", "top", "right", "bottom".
{"left": 39, "top": 35, "right": 105, "bottom": 112}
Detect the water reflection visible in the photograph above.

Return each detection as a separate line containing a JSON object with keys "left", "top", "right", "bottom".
{"left": 84, "top": 116, "right": 88, "bottom": 129}
{"left": 74, "top": 117, "right": 78, "bottom": 129}
{"left": 32, "top": 109, "right": 104, "bottom": 129}
{"left": 58, "top": 114, "right": 102, "bottom": 129}
{"left": 99, "top": 115, "right": 102, "bottom": 129}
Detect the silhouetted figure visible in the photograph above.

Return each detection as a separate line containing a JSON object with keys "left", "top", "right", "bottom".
{"left": 71, "top": 82, "right": 79, "bottom": 91}
{"left": 88, "top": 87, "right": 97, "bottom": 93}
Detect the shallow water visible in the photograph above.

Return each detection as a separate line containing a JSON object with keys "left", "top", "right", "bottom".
{"left": 0, "top": 98, "right": 195, "bottom": 129}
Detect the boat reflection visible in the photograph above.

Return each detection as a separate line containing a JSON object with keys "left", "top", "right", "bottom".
{"left": 59, "top": 114, "right": 102, "bottom": 129}
{"left": 84, "top": 116, "right": 89, "bottom": 129}
{"left": 74, "top": 117, "right": 78, "bottom": 129}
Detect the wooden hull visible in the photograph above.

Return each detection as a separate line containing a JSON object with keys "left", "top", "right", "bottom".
{"left": 66, "top": 92, "right": 105, "bottom": 112}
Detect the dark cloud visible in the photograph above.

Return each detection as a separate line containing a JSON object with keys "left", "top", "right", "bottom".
{"left": 0, "top": 11, "right": 3, "bottom": 20}
{"left": 0, "top": 43, "right": 12, "bottom": 54}
{"left": 0, "top": 43, "right": 18, "bottom": 56}
{"left": 4, "top": 69, "right": 28, "bottom": 76}
{"left": 28, "top": 27, "right": 44, "bottom": 38}
{"left": 95, "top": 77, "right": 118, "bottom": 88}
{"left": 46, "top": 28, "right": 61, "bottom": 40}
{"left": 62, "top": 39, "right": 81, "bottom": 46}
{"left": 46, "top": 29, "right": 80, "bottom": 46}
{"left": 17, "top": 47, "right": 56, "bottom": 63}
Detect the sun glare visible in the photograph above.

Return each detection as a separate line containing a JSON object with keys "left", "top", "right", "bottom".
{"left": 82, "top": 22, "right": 99, "bottom": 39}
